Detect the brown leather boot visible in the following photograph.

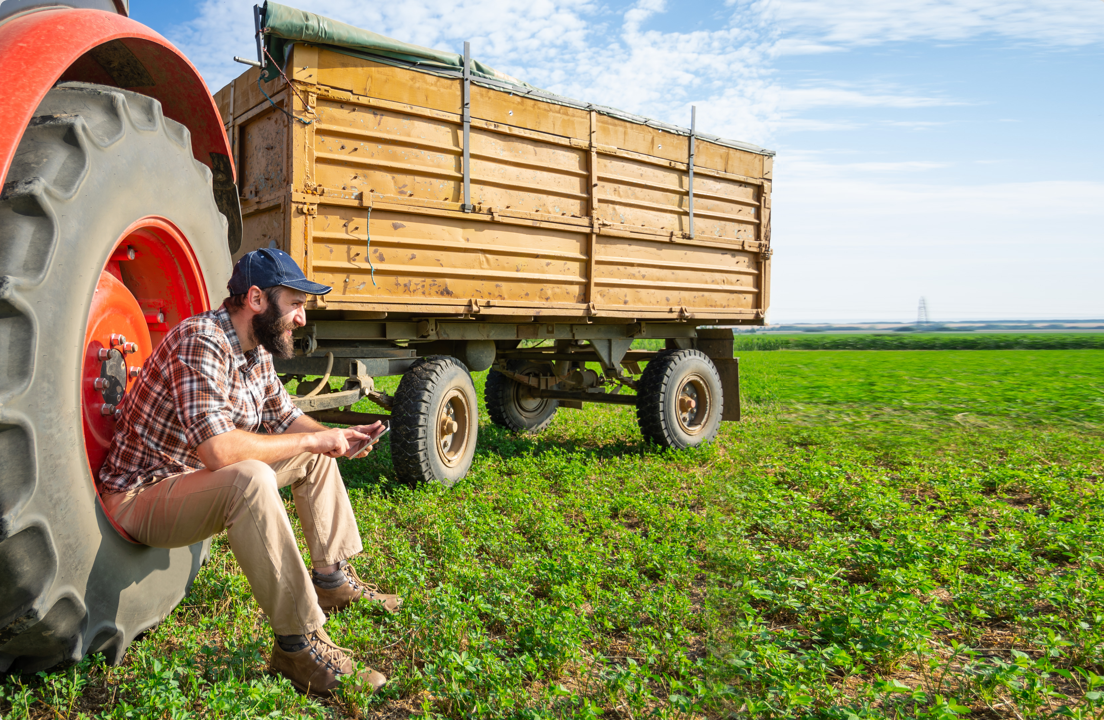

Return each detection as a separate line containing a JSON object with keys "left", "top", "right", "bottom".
{"left": 268, "top": 627, "right": 386, "bottom": 697}
{"left": 313, "top": 562, "right": 403, "bottom": 615}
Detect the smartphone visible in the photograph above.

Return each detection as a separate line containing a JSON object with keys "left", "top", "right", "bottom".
{"left": 367, "top": 425, "right": 390, "bottom": 445}
{"left": 349, "top": 424, "right": 389, "bottom": 457}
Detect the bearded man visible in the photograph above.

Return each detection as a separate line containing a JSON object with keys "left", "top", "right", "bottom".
{"left": 99, "top": 248, "right": 399, "bottom": 696}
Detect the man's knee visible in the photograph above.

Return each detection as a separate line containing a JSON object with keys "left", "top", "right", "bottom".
{"left": 229, "top": 459, "right": 280, "bottom": 499}
{"left": 300, "top": 452, "right": 339, "bottom": 483}
{"left": 314, "top": 453, "right": 338, "bottom": 474}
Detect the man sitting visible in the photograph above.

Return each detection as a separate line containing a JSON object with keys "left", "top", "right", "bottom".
{"left": 100, "top": 248, "right": 399, "bottom": 696}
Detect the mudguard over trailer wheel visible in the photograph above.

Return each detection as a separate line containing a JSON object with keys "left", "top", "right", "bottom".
{"left": 636, "top": 349, "right": 724, "bottom": 449}
{"left": 391, "top": 356, "right": 478, "bottom": 487}
{"left": 485, "top": 361, "right": 559, "bottom": 434}
{"left": 0, "top": 84, "right": 231, "bottom": 672}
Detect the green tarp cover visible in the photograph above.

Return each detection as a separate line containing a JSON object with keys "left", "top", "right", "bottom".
{"left": 260, "top": 1, "right": 534, "bottom": 90}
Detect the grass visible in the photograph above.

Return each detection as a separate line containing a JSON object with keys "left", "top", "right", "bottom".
{"left": 2, "top": 349, "right": 1103, "bottom": 718}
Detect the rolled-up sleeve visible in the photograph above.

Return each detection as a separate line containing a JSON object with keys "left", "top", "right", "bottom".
{"left": 171, "top": 333, "right": 237, "bottom": 448}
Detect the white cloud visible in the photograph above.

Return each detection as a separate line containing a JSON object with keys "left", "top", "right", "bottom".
{"left": 775, "top": 118, "right": 861, "bottom": 132}
{"left": 748, "top": 0, "right": 1104, "bottom": 50}
{"left": 883, "top": 120, "right": 945, "bottom": 130}
{"left": 778, "top": 85, "right": 963, "bottom": 111}
{"left": 838, "top": 161, "right": 950, "bottom": 173}
{"left": 770, "top": 38, "right": 841, "bottom": 56}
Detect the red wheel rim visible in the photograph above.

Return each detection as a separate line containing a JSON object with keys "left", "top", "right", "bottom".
{"left": 82, "top": 217, "right": 209, "bottom": 480}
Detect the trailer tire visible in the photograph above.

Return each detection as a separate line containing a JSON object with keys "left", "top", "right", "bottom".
{"left": 636, "top": 349, "right": 723, "bottom": 449}
{"left": 485, "top": 361, "right": 559, "bottom": 434}
{"left": 0, "top": 84, "right": 231, "bottom": 673}
{"left": 391, "top": 356, "right": 478, "bottom": 487}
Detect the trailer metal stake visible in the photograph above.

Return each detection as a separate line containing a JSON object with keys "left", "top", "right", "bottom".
{"left": 688, "top": 105, "right": 696, "bottom": 238}
{"left": 253, "top": 4, "right": 265, "bottom": 68}
{"left": 461, "top": 41, "right": 473, "bottom": 213}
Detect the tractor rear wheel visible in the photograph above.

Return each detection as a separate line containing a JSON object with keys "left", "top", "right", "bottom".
{"left": 0, "top": 83, "right": 231, "bottom": 673}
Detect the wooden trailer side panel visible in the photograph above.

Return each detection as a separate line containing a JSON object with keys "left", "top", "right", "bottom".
{"left": 214, "top": 46, "right": 772, "bottom": 321}
{"left": 308, "top": 207, "right": 588, "bottom": 308}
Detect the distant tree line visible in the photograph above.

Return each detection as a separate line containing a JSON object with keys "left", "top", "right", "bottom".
{"left": 731, "top": 334, "right": 1104, "bottom": 351}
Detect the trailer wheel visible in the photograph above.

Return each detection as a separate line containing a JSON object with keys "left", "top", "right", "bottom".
{"left": 0, "top": 84, "right": 231, "bottom": 673}
{"left": 485, "top": 361, "right": 559, "bottom": 433}
{"left": 391, "top": 356, "right": 478, "bottom": 487}
{"left": 635, "top": 349, "right": 723, "bottom": 449}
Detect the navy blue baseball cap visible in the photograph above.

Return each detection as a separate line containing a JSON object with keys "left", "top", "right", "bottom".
{"left": 227, "top": 248, "right": 332, "bottom": 296}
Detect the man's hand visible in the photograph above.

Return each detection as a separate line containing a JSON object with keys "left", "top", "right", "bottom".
{"left": 307, "top": 427, "right": 370, "bottom": 458}
{"left": 344, "top": 422, "right": 386, "bottom": 459}
{"left": 196, "top": 418, "right": 386, "bottom": 471}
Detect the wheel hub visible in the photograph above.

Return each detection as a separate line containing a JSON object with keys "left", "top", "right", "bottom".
{"left": 513, "top": 374, "right": 551, "bottom": 418}
{"left": 83, "top": 270, "right": 153, "bottom": 460}
{"left": 435, "top": 388, "right": 471, "bottom": 468}
{"left": 674, "top": 374, "right": 710, "bottom": 435}
{"left": 96, "top": 347, "right": 128, "bottom": 408}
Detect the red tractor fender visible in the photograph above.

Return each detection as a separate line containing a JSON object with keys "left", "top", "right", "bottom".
{"left": 0, "top": 7, "right": 234, "bottom": 186}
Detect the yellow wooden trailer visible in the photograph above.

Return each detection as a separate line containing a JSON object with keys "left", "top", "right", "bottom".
{"left": 215, "top": 2, "right": 774, "bottom": 485}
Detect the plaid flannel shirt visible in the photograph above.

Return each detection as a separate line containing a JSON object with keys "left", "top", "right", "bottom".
{"left": 99, "top": 305, "right": 303, "bottom": 494}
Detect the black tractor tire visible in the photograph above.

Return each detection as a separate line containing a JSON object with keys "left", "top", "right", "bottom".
{"left": 485, "top": 361, "right": 559, "bottom": 434}
{"left": 636, "top": 349, "right": 724, "bottom": 449}
{"left": 391, "top": 356, "right": 479, "bottom": 487}
{"left": 0, "top": 84, "right": 232, "bottom": 673}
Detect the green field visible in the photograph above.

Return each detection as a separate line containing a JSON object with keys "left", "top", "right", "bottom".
{"left": 3, "top": 349, "right": 1103, "bottom": 719}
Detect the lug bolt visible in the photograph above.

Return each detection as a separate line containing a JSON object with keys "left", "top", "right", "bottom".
{"left": 114, "top": 408, "right": 123, "bottom": 420}
{"left": 110, "top": 334, "right": 127, "bottom": 348}
{"left": 93, "top": 378, "right": 106, "bottom": 390}
{"left": 98, "top": 348, "right": 111, "bottom": 361}
{"left": 100, "top": 403, "right": 116, "bottom": 416}
{"left": 123, "top": 342, "right": 138, "bottom": 354}
{"left": 128, "top": 366, "right": 141, "bottom": 379}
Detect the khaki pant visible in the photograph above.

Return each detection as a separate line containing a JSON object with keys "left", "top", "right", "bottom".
{"left": 103, "top": 452, "right": 362, "bottom": 635}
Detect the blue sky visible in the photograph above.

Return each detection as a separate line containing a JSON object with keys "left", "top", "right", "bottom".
{"left": 133, "top": 0, "right": 1104, "bottom": 323}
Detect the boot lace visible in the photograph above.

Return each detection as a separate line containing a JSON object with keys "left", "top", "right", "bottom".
{"left": 307, "top": 630, "right": 349, "bottom": 675}
{"left": 343, "top": 564, "right": 384, "bottom": 599}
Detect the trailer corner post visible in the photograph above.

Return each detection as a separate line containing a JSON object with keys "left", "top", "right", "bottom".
{"left": 586, "top": 109, "right": 599, "bottom": 308}
{"left": 461, "top": 41, "right": 473, "bottom": 213}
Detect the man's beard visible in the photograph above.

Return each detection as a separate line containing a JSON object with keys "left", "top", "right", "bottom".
{"left": 252, "top": 301, "right": 295, "bottom": 359}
